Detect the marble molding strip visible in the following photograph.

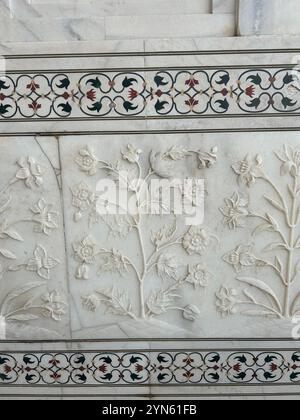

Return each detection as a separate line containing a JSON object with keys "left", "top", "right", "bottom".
{"left": 0, "top": 65, "right": 300, "bottom": 121}
{"left": 0, "top": 349, "right": 299, "bottom": 386}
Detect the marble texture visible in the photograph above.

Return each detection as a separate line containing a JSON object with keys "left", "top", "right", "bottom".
{"left": 239, "top": 0, "right": 300, "bottom": 36}
{"left": 213, "top": 0, "right": 237, "bottom": 14}
{"left": 0, "top": 0, "right": 211, "bottom": 18}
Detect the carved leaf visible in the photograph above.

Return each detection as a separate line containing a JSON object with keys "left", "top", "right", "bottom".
{"left": 157, "top": 253, "right": 179, "bottom": 281}
{"left": 1, "top": 282, "right": 44, "bottom": 316}
{"left": 264, "top": 242, "right": 288, "bottom": 252}
{"left": 96, "top": 288, "right": 133, "bottom": 317}
{"left": 264, "top": 196, "right": 285, "bottom": 213}
{"left": 8, "top": 314, "right": 40, "bottom": 322}
{"left": 0, "top": 193, "right": 12, "bottom": 214}
{"left": 162, "top": 146, "right": 190, "bottom": 161}
{"left": 243, "top": 289, "right": 256, "bottom": 303}
{"left": 151, "top": 220, "right": 177, "bottom": 250}
{"left": 237, "top": 277, "right": 282, "bottom": 312}
{"left": 2, "top": 229, "right": 23, "bottom": 242}
{"left": 0, "top": 249, "right": 16, "bottom": 259}
{"left": 241, "top": 310, "right": 275, "bottom": 317}
{"left": 102, "top": 215, "right": 133, "bottom": 239}
{"left": 146, "top": 287, "right": 180, "bottom": 316}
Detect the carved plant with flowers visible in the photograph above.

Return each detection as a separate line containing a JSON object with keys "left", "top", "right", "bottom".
{"left": 0, "top": 156, "right": 67, "bottom": 332}
{"left": 73, "top": 144, "right": 218, "bottom": 322}
{"left": 218, "top": 145, "right": 300, "bottom": 319}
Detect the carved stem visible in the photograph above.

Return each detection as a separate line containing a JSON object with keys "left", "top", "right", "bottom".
{"left": 285, "top": 176, "right": 299, "bottom": 318}
{"left": 135, "top": 224, "right": 147, "bottom": 319}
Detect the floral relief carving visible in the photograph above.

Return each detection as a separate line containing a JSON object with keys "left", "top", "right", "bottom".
{"left": 218, "top": 145, "right": 300, "bottom": 319}
{"left": 0, "top": 156, "right": 66, "bottom": 330}
{"left": 73, "top": 144, "right": 219, "bottom": 323}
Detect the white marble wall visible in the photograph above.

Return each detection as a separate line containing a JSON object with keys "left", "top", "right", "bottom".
{"left": 239, "top": 0, "right": 300, "bottom": 36}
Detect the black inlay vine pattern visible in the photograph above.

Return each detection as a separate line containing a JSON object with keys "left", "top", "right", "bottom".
{"left": 0, "top": 351, "right": 299, "bottom": 385}
{"left": 0, "top": 68, "right": 299, "bottom": 120}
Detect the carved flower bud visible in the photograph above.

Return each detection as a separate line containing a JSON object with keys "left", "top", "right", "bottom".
{"left": 183, "top": 305, "right": 201, "bottom": 321}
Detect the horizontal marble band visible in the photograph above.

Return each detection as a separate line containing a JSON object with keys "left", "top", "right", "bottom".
{"left": 0, "top": 67, "right": 299, "bottom": 120}
{"left": 0, "top": 350, "right": 299, "bottom": 386}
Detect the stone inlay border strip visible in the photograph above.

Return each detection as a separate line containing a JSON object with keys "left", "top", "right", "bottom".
{"left": 0, "top": 67, "right": 299, "bottom": 121}
{"left": 0, "top": 350, "right": 299, "bottom": 386}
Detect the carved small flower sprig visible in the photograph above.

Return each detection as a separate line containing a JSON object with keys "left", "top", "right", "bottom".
{"left": 73, "top": 235, "right": 99, "bottom": 280}
{"left": 216, "top": 286, "right": 238, "bottom": 317}
{"left": 30, "top": 199, "right": 59, "bottom": 235}
{"left": 15, "top": 157, "right": 44, "bottom": 189}
{"left": 223, "top": 245, "right": 258, "bottom": 273}
{"left": 0, "top": 283, "right": 67, "bottom": 323}
{"left": 276, "top": 144, "right": 300, "bottom": 177}
{"left": 220, "top": 192, "right": 249, "bottom": 229}
{"left": 71, "top": 182, "right": 96, "bottom": 222}
{"left": 232, "top": 154, "right": 265, "bottom": 187}
{"left": 41, "top": 290, "right": 68, "bottom": 322}
{"left": 26, "top": 244, "right": 60, "bottom": 280}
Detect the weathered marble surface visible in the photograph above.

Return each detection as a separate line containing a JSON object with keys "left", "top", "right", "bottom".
{"left": 239, "top": 0, "right": 300, "bottom": 36}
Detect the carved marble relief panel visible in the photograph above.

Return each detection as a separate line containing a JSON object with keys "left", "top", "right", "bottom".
{"left": 59, "top": 132, "right": 300, "bottom": 340}
{"left": 0, "top": 137, "right": 69, "bottom": 340}
{"left": 1, "top": 133, "right": 300, "bottom": 340}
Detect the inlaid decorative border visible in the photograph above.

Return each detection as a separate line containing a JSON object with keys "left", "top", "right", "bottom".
{"left": 0, "top": 67, "right": 299, "bottom": 121}
{"left": 0, "top": 350, "right": 299, "bottom": 386}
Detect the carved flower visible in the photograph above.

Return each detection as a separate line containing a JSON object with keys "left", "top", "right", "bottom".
{"left": 223, "top": 245, "right": 256, "bottom": 273}
{"left": 73, "top": 235, "right": 98, "bottom": 265}
{"left": 27, "top": 245, "right": 60, "bottom": 280}
{"left": 183, "top": 305, "right": 201, "bottom": 321}
{"left": 182, "top": 227, "right": 218, "bottom": 256}
{"left": 197, "top": 147, "right": 218, "bottom": 169}
{"left": 276, "top": 144, "right": 300, "bottom": 177}
{"left": 186, "top": 264, "right": 210, "bottom": 288}
{"left": 73, "top": 236, "right": 98, "bottom": 280}
{"left": 75, "top": 146, "right": 99, "bottom": 176}
{"left": 232, "top": 155, "right": 264, "bottom": 187}
{"left": 31, "top": 199, "right": 58, "bottom": 235}
{"left": 216, "top": 286, "right": 238, "bottom": 317}
{"left": 81, "top": 294, "right": 101, "bottom": 312}
{"left": 121, "top": 144, "right": 142, "bottom": 164}
{"left": 15, "top": 157, "right": 44, "bottom": 188}
{"left": 41, "top": 290, "right": 67, "bottom": 322}
{"left": 220, "top": 192, "right": 249, "bottom": 230}
{"left": 71, "top": 182, "right": 95, "bottom": 221}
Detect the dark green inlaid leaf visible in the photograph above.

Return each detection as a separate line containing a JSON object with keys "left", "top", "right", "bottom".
{"left": 122, "top": 77, "right": 137, "bottom": 88}
{"left": 216, "top": 74, "right": 230, "bottom": 86}
{"left": 87, "top": 101, "right": 102, "bottom": 113}
{"left": 87, "top": 77, "right": 101, "bottom": 89}
{"left": 155, "top": 100, "right": 168, "bottom": 112}
{"left": 123, "top": 101, "right": 138, "bottom": 112}
{"left": 282, "top": 97, "right": 297, "bottom": 109}
{"left": 283, "top": 73, "right": 296, "bottom": 85}
{"left": 56, "top": 78, "right": 70, "bottom": 89}
{"left": 0, "top": 104, "right": 11, "bottom": 115}
{"left": 58, "top": 102, "right": 72, "bottom": 113}
{"left": 215, "top": 98, "right": 229, "bottom": 111}
{"left": 247, "top": 98, "right": 261, "bottom": 109}
{"left": 246, "top": 74, "right": 262, "bottom": 85}
{"left": 154, "top": 75, "right": 168, "bottom": 87}
{"left": 0, "top": 80, "right": 9, "bottom": 90}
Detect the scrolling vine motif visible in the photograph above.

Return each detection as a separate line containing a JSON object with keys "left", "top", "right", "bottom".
{"left": 73, "top": 144, "right": 219, "bottom": 321}
{"left": 0, "top": 68, "right": 299, "bottom": 119}
{"left": 218, "top": 145, "right": 300, "bottom": 319}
